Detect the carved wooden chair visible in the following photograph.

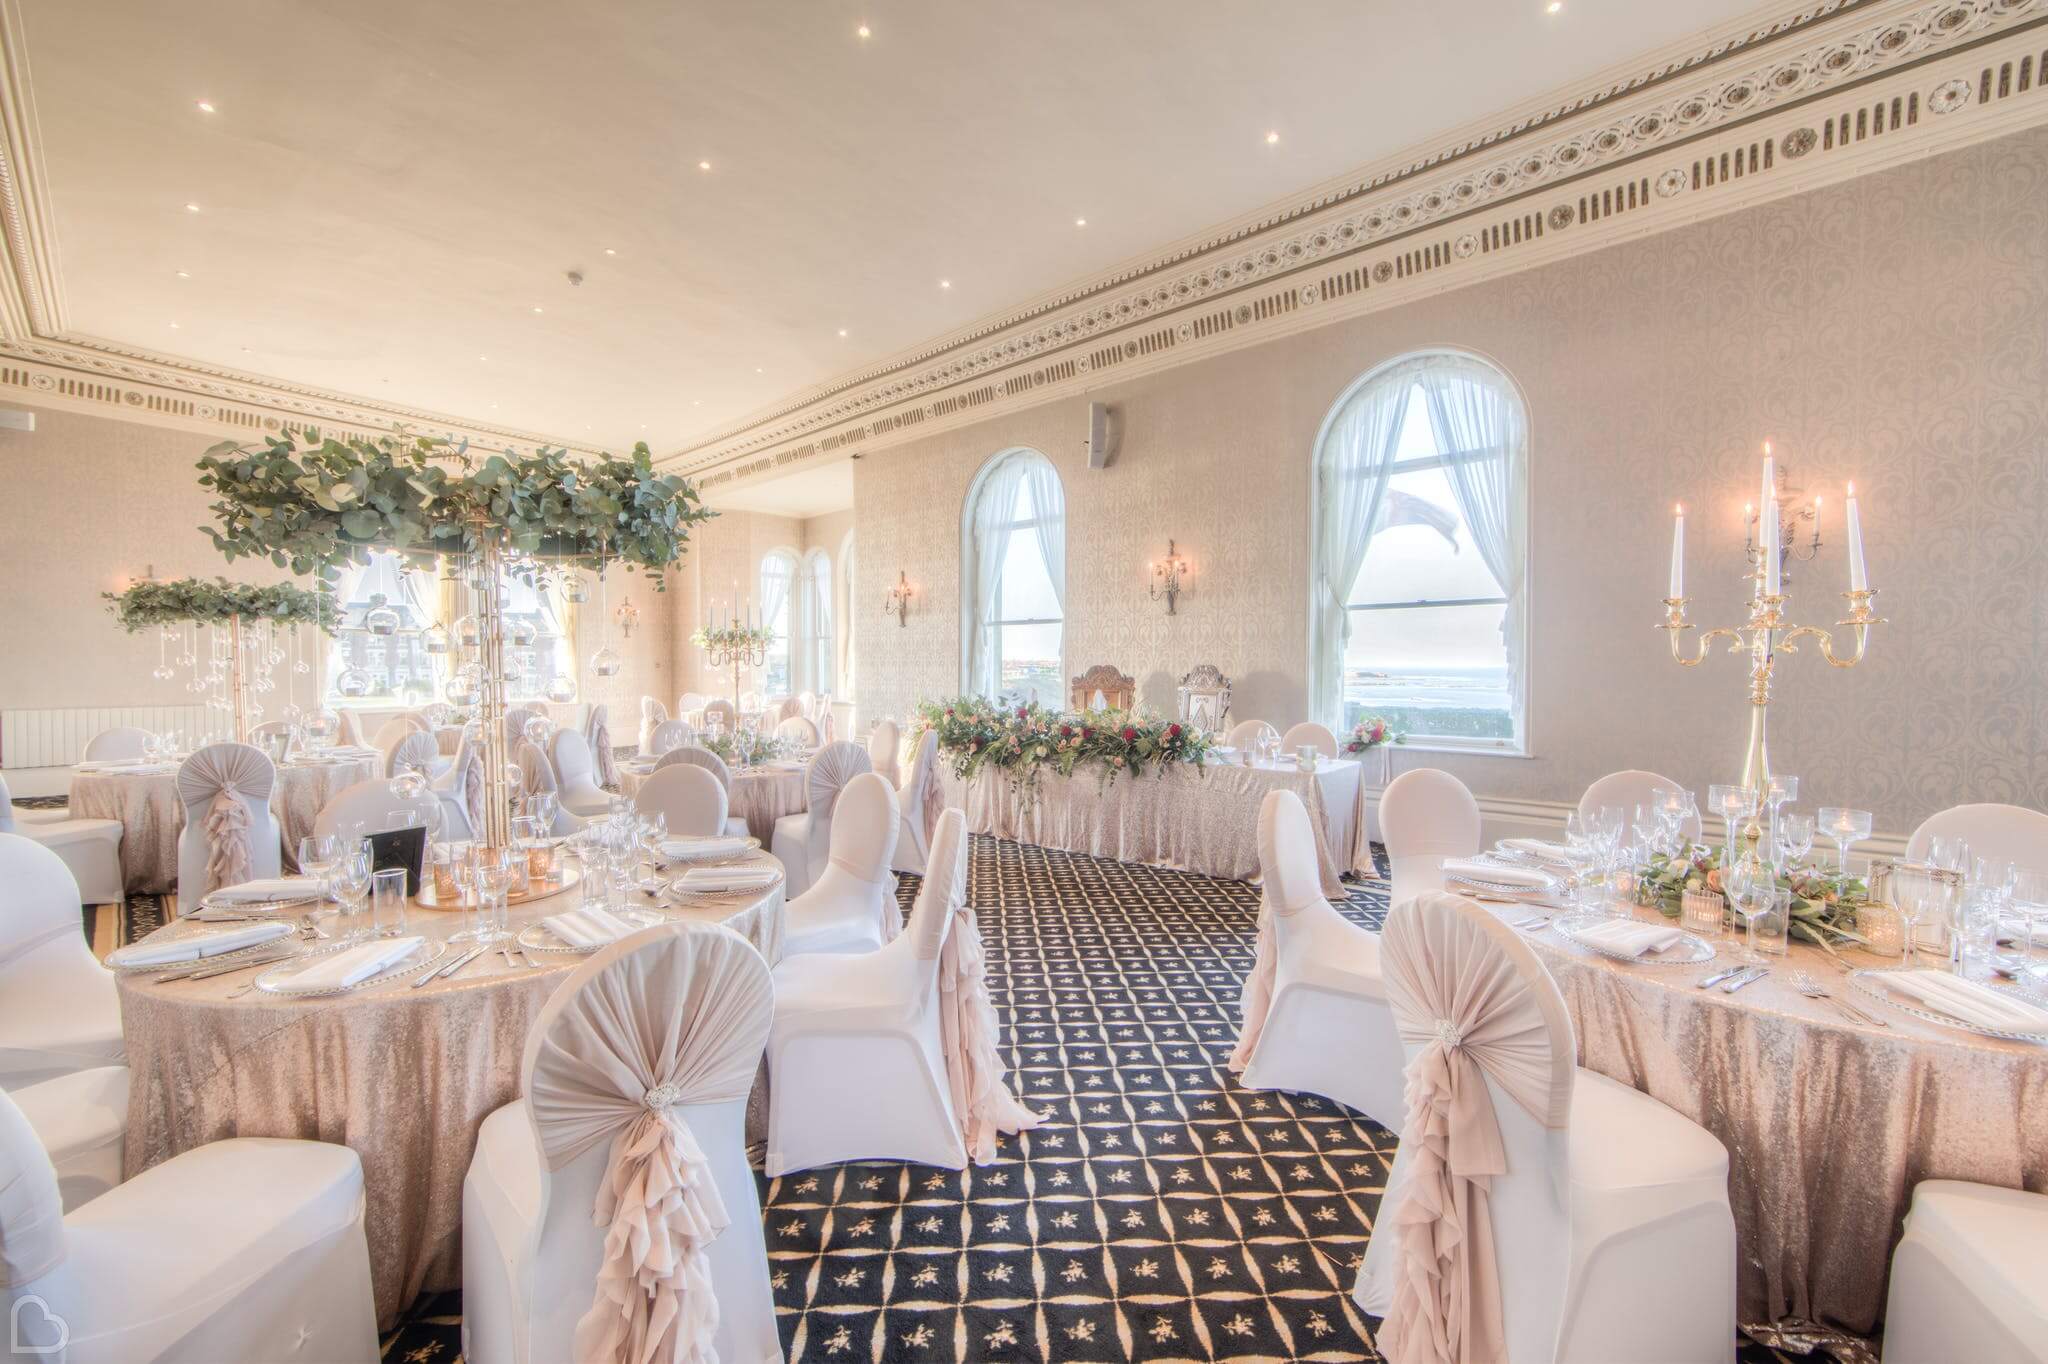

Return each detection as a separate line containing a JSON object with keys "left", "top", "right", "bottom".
{"left": 1177, "top": 664, "right": 1233, "bottom": 732}
{"left": 1070, "top": 665, "right": 1136, "bottom": 712}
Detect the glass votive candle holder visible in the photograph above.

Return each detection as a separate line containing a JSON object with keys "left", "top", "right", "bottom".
{"left": 527, "top": 839, "right": 557, "bottom": 883}
{"left": 1681, "top": 889, "right": 1726, "bottom": 940}
{"left": 430, "top": 844, "right": 460, "bottom": 902}
{"left": 1856, "top": 900, "right": 1905, "bottom": 958}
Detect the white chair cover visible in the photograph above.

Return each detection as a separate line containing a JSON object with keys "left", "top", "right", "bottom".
{"left": 387, "top": 730, "right": 440, "bottom": 780}
{"left": 774, "top": 742, "right": 873, "bottom": 896}
{"left": 434, "top": 724, "right": 466, "bottom": 756}
{"left": 175, "top": 743, "right": 278, "bottom": 899}
{"left": 892, "top": 732, "right": 945, "bottom": 876}
{"left": 795, "top": 691, "right": 817, "bottom": 721}
{"left": 775, "top": 716, "right": 820, "bottom": 748}
{"left": 638, "top": 697, "right": 669, "bottom": 755}
{"left": 783, "top": 774, "right": 902, "bottom": 955}
{"left": 1375, "top": 891, "right": 1574, "bottom": 1364}
{"left": 525, "top": 923, "right": 772, "bottom": 1363}
{"left": 655, "top": 745, "right": 731, "bottom": 788}
{"left": 514, "top": 740, "right": 575, "bottom": 835}
{"left": 1280, "top": 721, "right": 1339, "bottom": 758}
{"left": 314, "top": 778, "right": 438, "bottom": 841}
{"left": 868, "top": 720, "right": 902, "bottom": 788}
{"left": 372, "top": 714, "right": 425, "bottom": 761}
{"left": 635, "top": 766, "right": 729, "bottom": 838}
{"left": 1905, "top": 803, "right": 2048, "bottom": 868}
{"left": 82, "top": 727, "right": 148, "bottom": 763}
{"left": 1380, "top": 768, "right": 1482, "bottom": 909}
{"left": 502, "top": 706, "right": 540, "bottom": 742}
{"left": 0, "top": 834, "right": 125, "bottom": 1091}
{"left": 335, "top": 709, "right": 369, "bottom": 748}
{"left": 1225, "top": 719, "right": 1280, "bottom": 750}
{"left": 583, "top": 703, "right": 619, "bottom": 789}
{"left": 772, "top": 697, "right": 803, "bottom": 723}
{"left": 553, "top": 729, "right": 615, "bottom": 817}
{"left": 0, "top": 1085, "right": 66, "bottom": 1286}
{"left": 1580, "top": 770, "right": 1701, "bottom": 841}
{"left": 701, "top": 699, "right": 737, "bottom": 734}
{"left": 435, "top": 729, "right": 485, "bottom": 840}
{"left": 647, "top": 720, "right": 694, "bottom": 756}
{"left": 1229, "top": 788, "right": 1321, "bottom": 1070}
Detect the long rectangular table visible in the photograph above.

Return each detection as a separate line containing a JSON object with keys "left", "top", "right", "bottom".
{"left": 947, "top": 755, "right": 1367, "bottom": 894}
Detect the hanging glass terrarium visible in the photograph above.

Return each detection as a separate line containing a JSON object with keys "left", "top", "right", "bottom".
{"left": 335, "top": 667, "right": 373, "bottom": 698}
{"left": 423, "top": 622, "right": 450, "bottom": 655}
{"left": 507, "top": 618, "right": 539, "bottom": 648}
{"left": 445, "top": 667, "right": 482, "bottom": 707}
{"left": 365, "top": 602, "right": 401, "bottom": 636}
{"left": 544, "top": 675, "right": 576, "bottom": 703}
{"left": 588, "top": 646, "right": 622, "bottom": 678}
{"left": 563, "top": 573, "right": 591, "bottom": 605}
{"left": 454, "top": 615, "right": 482, "bottom": 649}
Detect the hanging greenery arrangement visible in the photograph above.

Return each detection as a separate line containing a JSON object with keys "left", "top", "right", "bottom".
{"left": 103, "top": 576, "right": 338, "bottom": 633}
{"left": 195, "top": 427, "right": 714, "bottom": 584}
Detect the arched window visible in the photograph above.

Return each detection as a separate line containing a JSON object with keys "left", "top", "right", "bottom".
{"left": 836, "top": 528, "right": 856, "bottom": 696}
{"left": 961, "top": 447, "right": 1065, "bottom": 707}
{"left": 797, "top": 548, "right": 834, "bottom": 696}
{"left": 758, "top": 549, "right": 798, "bottom": 697}
{"left": 1310, "top": 350, "right": 1528, "bottom": 750}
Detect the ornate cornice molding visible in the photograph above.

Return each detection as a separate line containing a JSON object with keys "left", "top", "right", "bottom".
{"left": 675, "top": 0, "right": 2048, "bottom": 488}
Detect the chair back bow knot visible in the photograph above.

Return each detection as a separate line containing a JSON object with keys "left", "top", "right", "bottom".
{"left": 1433, "top": 1018, "right": 1464, "bottom": 1049}
{"left": 642, "top": 1082, "right": 683, "bottom": 1112}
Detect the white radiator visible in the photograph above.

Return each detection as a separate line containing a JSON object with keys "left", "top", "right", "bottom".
{"left": 1, "top": 705, "right": 221, "bottom": 768}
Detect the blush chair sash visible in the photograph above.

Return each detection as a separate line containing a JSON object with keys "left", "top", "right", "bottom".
{"left": 584, "top": 704, "right": 619, "bottom": 789}
{"left": 177, "top": 743, "right": 275, "bottom": 897}
{"left": 805, "top": 742, "right": 872, "bottom": 825}
{"left": 526, "top": 923, "right": 773, "bottom": 1364}
{"left": 388, "top": 730, "right": 439, "bottom": 779}
{"left": 1229, "top": 789, "right": 1323, "bottom": 1072}
{"left": 1376, "top": 891, "right": 1574, "bottom": 1364}
{"left": 905, "top": 731, "right": 943, "bottom": 845}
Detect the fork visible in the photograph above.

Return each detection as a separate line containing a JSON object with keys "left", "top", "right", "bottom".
{"left": 1791, "top": 971, "right": 1888, "bottom": 1027}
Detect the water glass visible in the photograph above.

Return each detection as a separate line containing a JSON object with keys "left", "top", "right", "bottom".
{"left": 2009, "top": 869, "right": 2048, "bottom": 985}
{"left": 1954, "top": 886, "right": 2003, "bottom": 979}
{"left": 370, "top": 867, "right": 409, "bottom": 937}
{"left": 470, "top": 846, "right": 515, "bottom": 943}
{"left": 1724, "top": 858, "right": 1777, "bottom": 963}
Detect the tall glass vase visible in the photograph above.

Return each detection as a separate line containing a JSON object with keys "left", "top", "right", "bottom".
{"left": 471, "top": 531, "right": 513, "bottom": 850}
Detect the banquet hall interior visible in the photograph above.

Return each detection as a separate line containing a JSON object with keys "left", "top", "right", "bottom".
{"left": 1, "top": 1, "right": 2045, "bottom": 1361}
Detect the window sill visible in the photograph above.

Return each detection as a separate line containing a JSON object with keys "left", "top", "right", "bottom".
{"left": 1389, "top": 740, "right": 1533, "bottom": 760}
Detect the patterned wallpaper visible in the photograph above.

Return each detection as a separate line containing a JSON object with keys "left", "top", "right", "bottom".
{"left": 848, "top": 127, "right": 2048, "bottom": 836}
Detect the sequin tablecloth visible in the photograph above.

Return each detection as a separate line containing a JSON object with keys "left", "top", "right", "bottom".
{"left": 69, "top": 754, "right": 378, "bottom": 895}
{"left": 948, "top": 757, "right": 1364, "bottom": 895}
{"left": 619, "top": 759, "right": 810, "bottom": 842}
{"left": 1496, "top": 902, "right": 2048, "bottom": 1352}
{"left": 116, "top": 853, "right": 785, "bottom": 1328}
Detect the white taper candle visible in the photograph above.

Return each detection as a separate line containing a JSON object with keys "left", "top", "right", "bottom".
{"left": 1760, "top": 446, "right": 1781, "bottom": 596}
{"left": 1668, "top": 504, "right": 1685, "bottom": 598}
{"left": 1845, "top": 482, "right": 1868, "bottom": 591}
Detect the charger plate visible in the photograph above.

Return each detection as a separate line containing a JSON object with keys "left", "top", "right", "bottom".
{"left": 253, "top": 938, "right": 447, "bottom": 997}
{"left": 109, "top": 925, "right": 302, "bottom": 973}
{"left": 1846, "top": 968, "right": 2048, "bottom": 1043}
{"left": 516, "top": 907, "right": 665, "bottom": 956}
{"left": 1553, "top": 912, "right": 1715, "bottom": 966}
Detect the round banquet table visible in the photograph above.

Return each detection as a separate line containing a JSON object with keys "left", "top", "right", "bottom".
{"left": 69, "top": 752, "right": 379, "bottom": 896}
{"left": 618, "top": 757, "right": 809, "bottom": 842}
{"left": 1483, "top": 898, "right": 2048, "bottom": 1357}
{"left": 115, "top": 851, "right": 786, "bottom": 1329}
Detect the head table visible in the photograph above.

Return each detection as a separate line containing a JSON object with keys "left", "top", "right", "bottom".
{"left": 1476, "top": 895, "right": 2048, "bottom": 1355}
{"left": 69, "top": 750, "right": 379, "bottom": 895}
{"left": 115, "top": 850, "right": 786, "bottom": 1329}
{"left": 617, "top": 755, "right": 809, "bottom": 842}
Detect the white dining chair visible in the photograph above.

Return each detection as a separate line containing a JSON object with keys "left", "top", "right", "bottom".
{"left": 1905, "top": 804, "right": 2048, "bottom": 869}
{"left": 81, "top": 726, "right": 149, "bottom": 763}
{"left": 784, "top": 773, "right": 902, "bottom": 957}
{"left": 1280, "top": 721, "right": 1339, "bottom": 758}
{"left": 462, "top": 921, "right": 777, "bottom": 1364}
{"left": 580, "top": 702, "right": 619, "bottom": 790}
{"left": 174, "top": 742, "right": 282, "bottom": 904}
{"left": 1354, "top": 891, "right": 1736, "bottom": 1363}
{"left": 634, "top": 763, "right": 730, "bottom": 837}
{"left": 549, "top": 729, "right": 614, "bottom": 818}
{"left": 0, "top": 772, "right": 124, "bottom": 906}
{"left": 501, "top": 705, "right": 541, "bottom": 746}
{"left": 512, "top": 740, "right": 583, "bottom": 836}
{"left": 1884, "top": 1180, "right": 2048, "bottom": 1364}
{"left": 313, "top": 778, "right": 438, "bottom": 841}
{"left": 334, "top": 709, "right": 370, "bottom": 749}
{"left": 1225, "top": 719, "right": 1279, "bottom": 751}
{"left": 775, "top": 714, "right": 821, "bottom": 748}
{"left": 655, "top": 747, "right": 752, "bottom": 838}
{"left": 795, "top": 690, "right": 817, "bottom": 720}
{"left": 867, "top": 719, "right": 903, "bottom": 788}
{"left": 10, "top": 1064, "right": 129, "bottom": 1210}
{"left": 637, "top": 695, "right": 669, "bottom": 754}
{"left": 371, "top": 713, "right": 426, "bottom": 762}
{"left": 772, "top": 696, "right": 804, "bottom": 722}
{"left": 772, "top": 741, "right": 874, "bottom": 898}
{"left": 702, "top": 698, "right": 738, "bottom": 734}
{"left": 767, "top": 809, "right": 969, "bottom": 1174}
{"left": 0, "top": 1086, "right": 380, "bottom": 1363}
{"left": 1580, "top": 769, "right": 1701, "bottom": 841}
{"left": 1229, "top": 790, "right": 1404, "bottom": 1129}
{"left": 1378, "top": 767, "right": 1481, "bottom": 910}
{"left": 646, "top": 718, "right": 694, "bottom": 756}
{"left": 677, "top": 691, "right": 708, "bottom": 721}
{"left": 0, "top": 834, "right": 123, "bottom": 1089}
{"left": 428, "top": 728, "right": 481, "bottom": 842}
{"left": 386, "top": 728, "right": 446, "bottom": 782}
{"left": 892, "top": 730, "right": 943, "bottom": 877}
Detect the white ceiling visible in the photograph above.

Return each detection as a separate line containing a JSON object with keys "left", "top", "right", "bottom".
{"left": 706, "top": 459, "right": 856, "bottom": 519}
{"left": 22, "top": 0, "right": 1767, "bottom": 481}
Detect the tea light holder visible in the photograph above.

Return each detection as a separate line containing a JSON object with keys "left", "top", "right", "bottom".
{"left": 1681, "top": 889, "right": 1728, "bottom": 939}
{"left": 1856, "top": 900, "right": 1906, "bottom": 958}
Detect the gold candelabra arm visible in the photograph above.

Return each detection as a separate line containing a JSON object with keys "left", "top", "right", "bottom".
{"left": 1778, "top": 589, "right": 1883, "bottom": 668}
{"left": 1661, "top": 600, "right": 1745, "bottom": 666}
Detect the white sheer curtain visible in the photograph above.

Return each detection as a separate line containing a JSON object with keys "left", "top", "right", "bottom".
{"left": 965, "top": 462, "right": 1023, "bottom": 699}
{"left": 758, "top": 552, "right": 796, "bottom": 692}
{"left": 803, "top": 552, "right": 834, "bottom": 694}
{"left": 836, "top": 534, "right": 855, "bottom": 695}
{"left": 1022, "top": 458, "right": 1065, "bottom": 617}
{"left": 1418, "top": 357, "right": 1528, "bottom": 731}
{"left": 1311, "top": 364, "right": 1417, "bottom": 727}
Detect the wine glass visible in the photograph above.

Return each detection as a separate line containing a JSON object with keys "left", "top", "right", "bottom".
{"left": 2008, "top": 869, "right": 2048, "bottom": 986}
{"left": 1927, "top": 835, "right": 1971, "bottom": 875}
{"left": 1707, "top": 785, "right": 1757, "bottom": 868}
{"left": 528, "top": 790, "right": 558, "bottom": 835}
{"left": 1777, "top": 812, "right": 1815, "bottom": 870}
{"left": 1817, "top": 807, "right": 1873, "bottom": 873}
{"left": 298, "top": 834, "right": 343, "bottom": 929}
{"left": 470, "top": 847, "right": 515, "bottom": 944}
{"left": 332, "top": 839, "right": 374, "bottom": 945}
{"left": 1764, "top": 773, "right": 1798, "bottom": 836}
{"left": 1897, "top": 877, "right": 1945, "bottom": 969}
{"left": 1724, "top": 858, "right": 1777, "bottom": 963}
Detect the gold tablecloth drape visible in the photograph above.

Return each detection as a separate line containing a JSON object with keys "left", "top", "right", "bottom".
{"left": 117, "top": 854, "right": 785, "bottom": 1328}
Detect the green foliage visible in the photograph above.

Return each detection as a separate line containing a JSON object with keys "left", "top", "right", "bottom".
{"left": 913, "top": 695, "right": 1212, "bottom": 795}
{"left": 103, "top": 576, "right": 337, "bottom": 633}
{"left": 701, "top": 731, "right": 790, "bottom": 767}
{"left": 194, "top": 427, "right": 714, "bottom": 586}
{"left": 1635, "top": 845, "right": 1871, "bottom": 948}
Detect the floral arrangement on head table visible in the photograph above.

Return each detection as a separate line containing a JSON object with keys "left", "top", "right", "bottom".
{"left": 1342, "top": 715, "right": 1402, "bottom": 754}
{"left": 913, "top": 695, "right": 1211, "bottom": 794}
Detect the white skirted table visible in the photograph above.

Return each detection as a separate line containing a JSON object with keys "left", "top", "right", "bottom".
{"left": 947, "top": 755, "right": 1366, "bottom": 895}
{"left": 69, "top": 752, "right": 378, "bottom": 895}
{"left": 618, "top": 757, "right": 810, "bottom": 842}
{"left": 114, "top": 851, "right": 786, "bottom": 1328}
{"left": 1488, "top": 899, "right": 2048, "bottom": 1354}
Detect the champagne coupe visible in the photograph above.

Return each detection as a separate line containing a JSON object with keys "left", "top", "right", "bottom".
{"left": 1764, "top": 774, "right": 1798, "bottom": 859}
{"left": 1817, "top": 807, "right": 1873, "bottom": 873}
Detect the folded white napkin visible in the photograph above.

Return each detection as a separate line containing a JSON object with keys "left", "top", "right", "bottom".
{"left": 660, "top": 836, "right": 752, "bottom": 861}
{"left": 677, "top": 866, "right": 780, "bottom": 892}
{"left": 1881, "top": 970, "right": 2048, "bottom": 1031}
{"left": 283, "top": 936, "right": 425, "bottom": 990}
{"left": 209, "top": 876, "right": 325, "bottom": 904}
{"left": 1999, "top": 915, "right": 2048, "bottom": 948}
{"left": 109, "top": 920, "right": 294, "bottom": 967}
{"left": 1442, "top": 858, "right": 1553, "bottom": 890}
{"left": 543, "top": 906, "right": 639, "bottom": 949}
{"left": 1501, "top": 838, "right": 1574, "bottom": 861}
{"left": 1574, "top": 918, "right": 1687, "bottom": 958}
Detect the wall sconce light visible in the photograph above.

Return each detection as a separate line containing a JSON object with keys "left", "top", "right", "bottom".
{"left": 613, "top": 600, "right": 641, "bottom": 640}
{"left": 1149, "top": 540, "right": 1189, "bottom": 615}
{"left": 883, "top": 571, "right": 915, "bottom": 627}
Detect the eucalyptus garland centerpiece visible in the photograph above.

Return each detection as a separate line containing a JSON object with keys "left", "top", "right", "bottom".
{"left": 104, "top": 576, "right": 337, "bottom": 633}
{"left": 196, "top": 427, "right": 713, "bottom": 847}
{"left": 701, "top": 730, "right": 789, "bottom": 768}
{"left": 914, "top": 695, "right": 1212, "bottom": 796}
{"left": 1635, "top": 845, "right": 1873, "bottom": 949}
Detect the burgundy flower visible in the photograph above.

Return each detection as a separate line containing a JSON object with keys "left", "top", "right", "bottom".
{"left": 1081, "top": 727, "right": 1093, "bottom": 740}
{"left": 1121, "top": 726, "right": 1137, "bottom": 742}
{"left": 1060, "top": 725, "right": 1073, "bottom": 739}
{"left": 1017, "top": 706, "right": 1029, "bottom": 719}
{"left": 1167, "top": 723, "right": 1182, "bottom": 738}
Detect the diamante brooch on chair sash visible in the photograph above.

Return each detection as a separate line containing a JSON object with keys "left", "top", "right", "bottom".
{"left": 642, "top": 1082, "right": 683, "bottom": 1111}
{"left": 1433, "top": 1019, "right": 1463, "bottom": 1049}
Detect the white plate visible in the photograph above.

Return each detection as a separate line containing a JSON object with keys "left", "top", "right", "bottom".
{"left": 655, "top": 837, "right": 761, "bottom": 867}
{"left": 1552, "top": 912, "right": 1715, "bottom": 965}
{"left": 109, "top": 929, "right": 302, "bottom": 973}
{"left": 1847, "top": 969, "right": 2048, "bottom": 1042}
{"left": 253, "top": 938, "right": 446, "bottom": 996}
{"left": 663, "top": 872, "right": 783, "bottom": 902}
{"left": 516, "top": 907, "right": 665, "bottom": 955}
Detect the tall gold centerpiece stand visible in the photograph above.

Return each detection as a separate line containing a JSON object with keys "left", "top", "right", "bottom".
{"left": 701, "top": 617, "right": 769, "bottom": 711}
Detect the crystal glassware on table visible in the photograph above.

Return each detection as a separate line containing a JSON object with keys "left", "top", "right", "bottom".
{"left": 370, "top": 867, "right": 409, "bottom": 937}
{"left": 298, "top": 833, "right": 343, "bottom": 928}
{"left": 1763, "top": 773, "right": 1798, "bottom": 852}
{"left": 1776, "top": 812, "right": 1814, "bottom": 870}
{"left": 1707, "top": 784, "right": 1758, "bottom": 868}
{"left": 1817, "top": 806, "right": 1873, "bottom": 873}
{"left": 2008, "top": 869, "right": 2048, "bottom": 989}
{"left": 1723, "top": 857, "right": 1778, "bottom": 964}
{"left": 332, "top": 838, "right": 374, "bottom": 946}
{"left": 468, "top": 846, "right": 515, "bottom": 944}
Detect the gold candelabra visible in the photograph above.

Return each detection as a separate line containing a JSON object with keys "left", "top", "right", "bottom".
{"left": 700, "top": 616, "right": 770, "bottom": 708}
{"left": 1661, "top": 446, "right": 1884, "bottom": 798}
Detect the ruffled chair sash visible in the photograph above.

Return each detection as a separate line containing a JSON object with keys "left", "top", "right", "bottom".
{"left": 1376, "top": 892, "right": 1574, "bottom": 1364}
{"left": 177, "top": 742, "right": 275, "bottom": 898}
{"left": 586, "top": 705, "right": 619, "bottom": 789}
{"left": 525, "top": 923, "right": 772, "bottom": 1364}
{"left": 1227, "top": 886, "right": 1281, "bottom": 1072}
{"left": 335, "top": 710, "right": 368, "bottom": 748}
{"left": 805, "top": 742, "right": 872, "bottom": 824}
{"left": 638, "top": 697, "right": 668, "bottom": 755}
{"left": 388, "top": 730, "right": 439, "bottom": 779}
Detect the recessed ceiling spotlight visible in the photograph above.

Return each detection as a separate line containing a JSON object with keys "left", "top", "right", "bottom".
{"left": 1546, "top": 2, "right": 1562, "bottom": 12}
{"left": 1265, "top": 130, "right": 1280, "bottom": 145}
{"left": 169, "top": 321, "right": 180, "bottom": 329}
{"left": 1075, "top": 216, "right": 1087, "bottom": 228}
{"left": 531, "top": 305, "right": 543, "bottom": 314}
{"left": 856, "top": 23, "right": 871, "bottom": 39}
{"left": 175, "top": 270, "right": 190, "bottom": 279}
{"left": 939, "top": 278, "right": 952, "bottom": 290}
{"left": 693, "top": 400, "right": 701, "bottom": 406}
{"left": 755, "top": 367, "right": 764, "bottom": 374}
{"left": 478, "top": 355, "right": 488, "bottom": 361}
{"left": 184, "top": 202, "right": 201, "bottom": 213}
{"left": 698, "top": 159, "right": 712, "bottom": 171}
{"left": 195, "top": 99, "right": 216, "bottom": 114}
{"left": 838, "top": 328, "right": 849, "bottom": 338}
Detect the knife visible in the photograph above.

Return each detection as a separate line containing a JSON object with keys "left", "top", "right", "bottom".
{"left": 1695, "top": 964, "right": 1746, "bottom": 989}
{"left": 412, "top": 944, "right": 472, "bottom": 988}
{"left": 1722, "top": 966, "right": 1769, "bottom": 992}
{"left": 165, "top": 949, "right": 301, "bottom": 983}
{"left": 432, "top": 943, "right": 491, "bottom": 982}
